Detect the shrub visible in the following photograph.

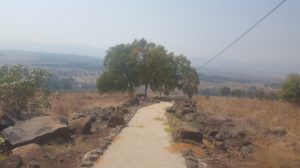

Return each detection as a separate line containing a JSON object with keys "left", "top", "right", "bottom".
{"left": 0, "top": 65, "right": 50, "bottom": 118}
{"left": 279, "top": 73, "right": 300, "bottom": 104}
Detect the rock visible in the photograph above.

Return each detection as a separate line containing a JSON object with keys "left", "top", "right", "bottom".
{"left": 166, "top": 107, "right": 176, "bottom": 113}
{"left": 56, "top": 115, "right": 68, "bottom": 125}
{"left": 69, "top": 116, "right": 96, "bottom": 134}
{"left": 81, "top": 160, "right": 93, "bottom": 167}
{"left": 215, "top": 141, "right": 227, "bottom": 151}
{"left": 12, "top": 143, "right": 44, "bottom": 160}
{"left": 0, "top": 155, "right": 23, "bottom": 168}
{"left": 91, "top": 149, "right": 103, "bottom": 155}
{"left": 269, "top": 127, "right": 287, "bottom": 137}
{"left": 179, "top": 126, "right": 203, "bottom": 143}
{"left": 183, "top": 113, "right": 195, "bottom": 122}
{"left": 27, "top": 161, "right": 40, "bottom": 168}
{"left": 0, "top": 135, "right": 10, "bottom": 153}
{"left": 87, "top": 154, "right": 99, "bottom": 161}
{"left": 0, "top": 114, "right": 16, "bottom": 131}
{"left": 185, "top": 159, "right": 198, "bottom": 168}
{"left": 123, "top": 97, "right": 139, "bottom": 107}
{"left": 108, "top": 112, "right": 124, "bottom": 127}
{"left": 71, "top": 112, "right": 87, "bottom": 120}
{"left": 1, "top": 116, "right": 70, "bottom": 147}
{"left": 181, "top": 107, "right": 194, "bottom": 114}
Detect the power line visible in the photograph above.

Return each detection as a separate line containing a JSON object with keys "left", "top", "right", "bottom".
{"left": 197, "top": 0, "right": 287, "bottom": 70}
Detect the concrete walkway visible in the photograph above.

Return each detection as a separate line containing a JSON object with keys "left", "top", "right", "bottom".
{"left": 93, "top": 102, "right": 186, "bottom": 168}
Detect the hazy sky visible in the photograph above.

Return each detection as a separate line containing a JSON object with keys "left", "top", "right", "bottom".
{"left": 0, "top": 0, "right": 299, "bottom": 73}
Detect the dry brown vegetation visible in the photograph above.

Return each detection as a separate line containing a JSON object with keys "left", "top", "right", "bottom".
{"left": 194, "top": 96, "right": 300, "bottom": 168}
{"left": 45, "top": 92, "right": 130, "bottom": 118}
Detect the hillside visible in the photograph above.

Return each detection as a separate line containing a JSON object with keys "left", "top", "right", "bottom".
{"left": 0, "top": 50, "right": 103, "bottom": 89}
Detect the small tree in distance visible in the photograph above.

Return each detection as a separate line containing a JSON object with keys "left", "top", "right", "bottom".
{"left": 279, "top": 73, "right": 300, "bottom": 104}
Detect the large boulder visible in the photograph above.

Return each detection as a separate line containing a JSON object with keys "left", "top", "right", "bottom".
{"left": 12, "top": 143, "right": 44, "bottom": 160}
{"left": 178, "top": 124, "right": 203, "bottom": 143}
{"left": 1, "top": 116, "right": 70, "bottom": 148}
{"left": 68, "top": 116, "right": 96, "bottom": 134}
{"left": 108, "top": 112, "right": 124, "bottom": 127}
{"left": 0, "top": 114, "right": 16, "bottom": 131}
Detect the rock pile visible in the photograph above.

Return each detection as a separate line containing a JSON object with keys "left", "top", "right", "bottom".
{"left": 167, "top": 99, "right": 256, "bottom": 168}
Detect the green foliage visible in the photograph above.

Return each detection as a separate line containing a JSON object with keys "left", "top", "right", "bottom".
{"left": 97, "top": 39, "right": 200, "bottom": 98}
{"left": 46, "top": 74, "right": 76, "bottom": 91}
{"left": 0, "top": 65, "right": 50, "bottom": 118}
{"left": 279, "top": 73, "right": 300, "bottom": 103}
{"left": 175, "top": 56, "right": 200, "bottom": 98}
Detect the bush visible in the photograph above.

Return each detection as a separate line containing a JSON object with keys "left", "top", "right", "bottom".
{"left": 279, "top": 73, "right": 300, "bottom": 104}
{"left": 0, "top": 65, "right": 50, "bottom": 118}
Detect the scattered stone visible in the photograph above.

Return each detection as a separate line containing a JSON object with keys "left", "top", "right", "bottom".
{"left": 166, "top": 107, "right": 176, "bottom": 113}
{"left": 179, "top": 126, "right": 203, "bottom": 143}
{"left": 56, "top": 115, "right": 68, "bottom": 125}
{"left": 269, "top": 127, "right": 287, "bottom": 137}
{"left": 27, "top": 160, "right": 40, "bottom": 168}
{"left": 123, "top": 97, "right": 139, "bottom": 107}
{"left": 181, "top": 107, "right": 194, "bottom": 114}
{"left": 69, "top": 116, "right": 96, "bottom": 134}
{"left": 1, "top": 116, "right": 70, "bottom": 147}
{"left": 108, "top": 112, "right": 124, "bottom": 127}
{"left": 81, "top": 160, "right": 93, "bottom": 167}
{"left": 87, "top": 154, "right": 99, "bottom": 161}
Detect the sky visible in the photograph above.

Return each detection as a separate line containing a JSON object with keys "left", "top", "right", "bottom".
{"left": 0, "top": 0, "right": 299, "bottom": 75}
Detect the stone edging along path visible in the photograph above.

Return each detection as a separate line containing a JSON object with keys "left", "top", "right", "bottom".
{"left": 80, "top": 100, "right": 159, "bottom": 168}
{"left": 84, "top": 102, "right": 186, "bottom": 168}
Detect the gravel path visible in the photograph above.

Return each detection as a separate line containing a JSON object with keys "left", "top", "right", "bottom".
{"left": 93, "top": 102, "right": 186, "bottom": 168}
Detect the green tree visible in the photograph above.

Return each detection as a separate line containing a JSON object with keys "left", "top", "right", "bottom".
{"left": 98, "top": 43, "right": 139, "bottom": 95}
{"left": 175, "top": 56, "right": 200, "bottom": 98}
{"left": 0, "top": 65, "right": 50, "bottom": 118}
{"left": 279, "top": 73, "right": 300, "bottom": 103}
{"left": 97, "top": 39, "right": 200, "bottom": 98}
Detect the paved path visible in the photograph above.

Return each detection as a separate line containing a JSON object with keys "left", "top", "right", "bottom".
{"left": 93, "top": 102, "right": 186, "bottom": 168}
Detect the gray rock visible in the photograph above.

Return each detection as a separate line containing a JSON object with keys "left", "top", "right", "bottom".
{"left": 69, "top": 116, "right": 96, "bottom": 134}
{"left": 108, "top": 112, "right": 124, "bottom": 127}
{"left": 179, "top": 125, "right": 202, "bottom": 143}
{"left": 88, "top": 154, "right": 99, "bottom": 161}
{"left": 0, "top": 114, "right": 16, "bottom": 131}
{"left": 1, "top": 116, "right": 70, "bottom": 147}
{"left": 81, "top": 160, "right": 93, "bottom": 167}
{"left": 269, "top": 127, "right": 287, "bottom": 137}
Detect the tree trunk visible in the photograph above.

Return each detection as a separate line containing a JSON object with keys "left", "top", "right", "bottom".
{"left": 144, "top": 84, "right": 148, "bottom": 97}
{"left": 160, "top": 85, "right": 162, "bottom": 98}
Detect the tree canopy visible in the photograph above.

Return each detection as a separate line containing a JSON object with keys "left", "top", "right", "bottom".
{"left": 279, "top": 73, "right": 300, "bottom": 104}
{"left": 97, "top": 39, "right": 200, "bottom": 98}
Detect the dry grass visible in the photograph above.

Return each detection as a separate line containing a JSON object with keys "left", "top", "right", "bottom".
{"left": 193, "top": 96, "right": 300, "bottom": 168}
{"left": 166, "top": 142, "right": 205, "bottom": 156}
{"left": 45, "top": 92, "right": 130, "bottom": 118}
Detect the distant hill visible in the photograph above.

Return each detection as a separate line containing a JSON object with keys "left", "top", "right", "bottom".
{"left": 0, "top": 50, "right": 102, "bottom": 74}
{"left": 0, "top": 50, "right": 103, "bottom": 90}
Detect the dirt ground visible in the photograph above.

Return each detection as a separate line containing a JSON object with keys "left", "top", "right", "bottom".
{"left": 45, "top": 92, "right": 130, "bottom": 118}
{"left": 192, "top": 96, "right": 300, "bottom": 168}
